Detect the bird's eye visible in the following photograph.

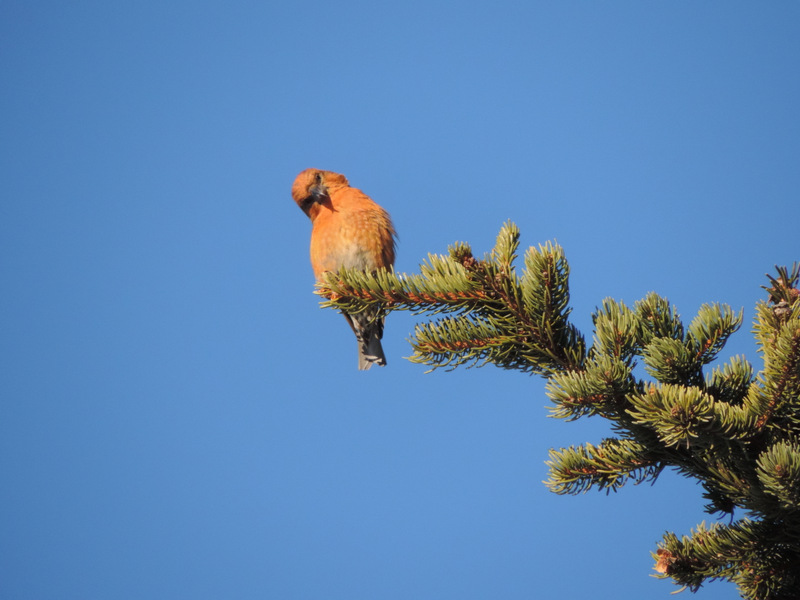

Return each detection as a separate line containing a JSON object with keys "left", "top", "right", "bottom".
{"left": 314, "top": 172, "right": 323, "bottom": 184}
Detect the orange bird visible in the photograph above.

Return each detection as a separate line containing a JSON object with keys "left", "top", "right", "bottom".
{"left": 292, "top": 168, "right": 396, "bottom": 370}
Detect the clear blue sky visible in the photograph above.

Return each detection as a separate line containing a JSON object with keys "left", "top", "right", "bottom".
{"left": 2, "top": 2, "right": 798, "bottom": 598}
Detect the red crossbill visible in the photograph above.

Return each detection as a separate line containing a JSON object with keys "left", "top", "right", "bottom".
{"left": 292, "top": 168, "right": 396, "bottom": 370}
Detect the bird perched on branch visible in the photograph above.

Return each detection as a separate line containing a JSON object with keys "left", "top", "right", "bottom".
{"left": 292, "top": 168, "right": 396, "bottom": 370}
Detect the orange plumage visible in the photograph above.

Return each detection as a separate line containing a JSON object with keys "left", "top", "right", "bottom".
{"left": 292, "top": 168, "right": 396, "bottom": 370}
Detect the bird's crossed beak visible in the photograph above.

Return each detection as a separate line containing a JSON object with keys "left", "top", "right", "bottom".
{"left": 309, "top": 183, "right": 328, "bottom": 202}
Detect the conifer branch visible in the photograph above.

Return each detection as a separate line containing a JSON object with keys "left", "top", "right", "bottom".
{"left": 544, "top": 438, "right": 661, "bottom": 494}
{"left": 655, "top": 520, "right": 800, "bottom": 599}
{"left": 313, "top": 223, "right": 800, "bottom": 598}
{"left": 318, "top": 221, "right": 585, "bottom": 374}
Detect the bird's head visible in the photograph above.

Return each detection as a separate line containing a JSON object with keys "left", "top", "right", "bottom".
{"left": 291, "top": 168, "right": 349, "bottom": 218}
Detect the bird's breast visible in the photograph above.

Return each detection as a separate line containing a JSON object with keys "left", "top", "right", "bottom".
{"left": 309, "top": 207, "right": 392, "bottom": 279}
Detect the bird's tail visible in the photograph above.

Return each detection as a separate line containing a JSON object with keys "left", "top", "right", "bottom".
{"left": 343, "top": 309, "right": 387, "bottom": 370}
{"left": 358, "top": 325, "right": 386, "bottom": 370}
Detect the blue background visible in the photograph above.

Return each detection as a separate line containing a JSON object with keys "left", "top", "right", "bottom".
{"left": 2, "top": 2, "right": 798, "bottom": 598}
